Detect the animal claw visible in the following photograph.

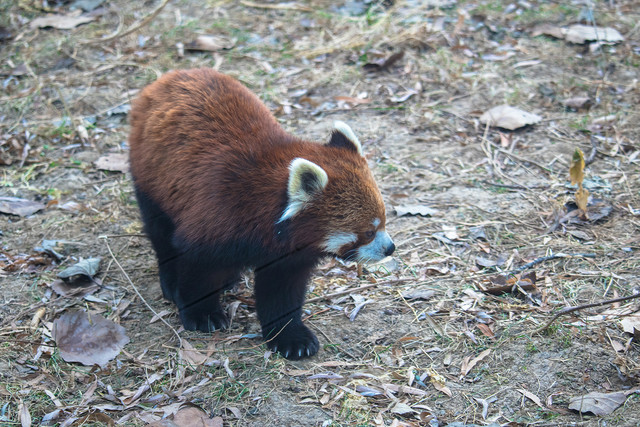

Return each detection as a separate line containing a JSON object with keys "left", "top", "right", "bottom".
{"left": 298, "top": 349, "right": 303, "bottom": 358}
{"left": 306, "top": 348, "right": 310, "bottom": 356}
{"left": 284, "top": 350, "right": 290, "bottom": 358}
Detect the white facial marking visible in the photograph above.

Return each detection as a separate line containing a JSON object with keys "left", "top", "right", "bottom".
{"left": 323, "top": 231, "right": 358, "bottom": 253}
{"left": 333, "top": 121, "right": 363, "bottom": 156}
{"left": 355, "top": 230, "right": 394, "bottom": 263}
{"left": 372, "top": 218, "right": 381, "bottom": 228}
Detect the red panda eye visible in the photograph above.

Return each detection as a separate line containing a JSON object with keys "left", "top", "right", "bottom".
{"left": 365, "top": 230, "right": 375, "bottom": 239}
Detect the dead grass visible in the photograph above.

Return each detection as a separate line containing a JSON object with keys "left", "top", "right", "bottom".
{"left": 0, "top": 0, "right": 639, "bottom": 425}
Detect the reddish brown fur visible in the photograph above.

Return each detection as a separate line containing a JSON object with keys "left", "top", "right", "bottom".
{"left": 129, "top": 68, "right": 385, "bottom": 254}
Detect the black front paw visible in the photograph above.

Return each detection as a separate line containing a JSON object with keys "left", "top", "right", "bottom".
{"left": 179, "top": 308, "right": 229, "bottom": 332}
{"left": 264, "top": 323, "right": 319, "bottom": 360}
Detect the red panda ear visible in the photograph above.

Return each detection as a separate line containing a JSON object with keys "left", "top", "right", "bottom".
{"left": 329, "top": 121, "right": 363, "bottom": 156}
{"left": 278, "top": 158, "right": 328, "bottom": 223}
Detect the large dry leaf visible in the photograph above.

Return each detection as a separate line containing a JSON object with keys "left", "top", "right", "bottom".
{"left": 94, "top": 153, "right": 129, "bottom": 173}
{"left": 564, "top": 25, "right": 624, "bottom": 44}
{"left": 30, "top": 14, "right": 94, "bottom": 30}
{"left": 568, "top": 391, "right": 627, "bottom": 415}
{"left": 180, "top": 339, "right": 208, "bottom": 366}
{"left": 479, "top": 105, "right": 541, "bottom": 130}
{"left": 52, "top": 311, "right": 129, "bottom": 367}
{"left": 0, "top": 197, "right": 45, "bottom": 217}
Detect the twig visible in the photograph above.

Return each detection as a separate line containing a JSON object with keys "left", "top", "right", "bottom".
{"left": 306, "top": 278, "right": 412, "bottom": 303}
{"left": 240, "top": 0, "right": 313, "bottom": 11}
{"left": 535, "top": 293, "right": 640, "bottom": 333}
{"left": 82, "top": 0, "right": 172, "bottom": 45}
{"left": 585, "top": 135, "right": 598, "bottom": 166}
{"left": 100, "top": 235, "right": 182, "bottom": 346}
{"left": 510, "top": 253, "right": 596, "bottom": 273}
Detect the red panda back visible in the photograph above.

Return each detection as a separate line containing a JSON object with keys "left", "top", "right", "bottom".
{"left": 129, "top": 69, "right": 386, "bottom": 255}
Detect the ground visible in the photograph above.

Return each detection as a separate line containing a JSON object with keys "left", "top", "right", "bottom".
{"left": 1, "top": 0, "right": 639, "bottom": 426}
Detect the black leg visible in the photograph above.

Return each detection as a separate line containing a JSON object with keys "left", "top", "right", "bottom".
{"left": 134, "top": 186, "right": 179, "bottom": 301}
{"left": 174, "top": 254, "right": 238, "bottom": 332}
{"left": 254, "top": 255, "right": 319, "bottom": 360}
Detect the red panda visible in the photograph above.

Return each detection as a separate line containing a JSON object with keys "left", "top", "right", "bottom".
{"left": 128, "top": 68, "right": 395, "bottom": 360}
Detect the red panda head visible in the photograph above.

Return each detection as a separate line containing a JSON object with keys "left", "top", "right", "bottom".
{"left": 279, "top": 122, "right": 395, "bottom": 263}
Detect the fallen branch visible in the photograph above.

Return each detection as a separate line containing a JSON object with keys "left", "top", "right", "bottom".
{"left": 511, "top": 253, "right": 596, "bottom": 273}
{"left": 535, "top": 292, "right": 640, "bottom": 333}
{"left": 306, "top": 278, "right": 412, "bottom": 303}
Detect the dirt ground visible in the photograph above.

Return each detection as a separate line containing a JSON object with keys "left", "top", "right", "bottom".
{"left": 1, "top": 0, "right": 639, "bottom": 426}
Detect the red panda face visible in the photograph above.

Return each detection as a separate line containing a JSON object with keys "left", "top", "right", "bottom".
{"left": 281, "top": 122, "right": 395, "bottom": 263}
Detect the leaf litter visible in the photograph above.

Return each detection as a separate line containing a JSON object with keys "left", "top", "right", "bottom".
{"left": 2, "top": 0, "right": 640, "bottom": 425}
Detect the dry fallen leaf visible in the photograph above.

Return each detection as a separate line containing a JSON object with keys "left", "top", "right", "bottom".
{"left": 186, "top": 35, "right": 235, "bottom": 52}
{"left": 94, "top": 153, "right": 129, "bottom": 173}
{"left": 0, "top": 197, "right": 45, "bottom": 217}
{"left": 563, "top": 97, "right": 592, "bottom": 110}
{"left": 394, "top": 204, "right": 437, "bottom": 217}
{"left": 18, "top": 400, "right": 31, "bottom": 427}
{"left": 569, "top": 148, "right": 585, "bottom": 186}
{"left": 564, "top": 25, "right": 624, "bottom": 44}
{"left": 52, "top": 311, "right": 129, "bottom": 367}
{"left": 58, "top": 257, "right": 101, "bottom": 280}
{"left": 568, "top": 391, "right": 627, "bottom": 415}
{"left": 460, "top": 349, "right": 491, "bottom": 378}
{"left": 518, "top": 388, "right": 544, "bottom": 408}
{"left": 531, "top": 23, "right": 565, "bottom": 39}
{"left": 180, "top": 339, "right": 208, "bottom": 366}
{"left": 363, "top": 51, "right": 404, "bottom": 72}
{"left": 620, "top": 313, "right": 640, "bottom": 338}
{"left": 30, "top": 14, "right": 94, "bottom": 30}
{"left": 479, "top": 105, "right": 542, "bottom": 130}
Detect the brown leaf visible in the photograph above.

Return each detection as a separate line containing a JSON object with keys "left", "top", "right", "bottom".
{"left": 575, "top": 187, "right": 589, "bottom": 213}
{"left": 94, "top": 153, "right": 129, "bottom": 173}
{"left": 517, "top": 388, "right": 544, "bottom": 408}
{"left": 52, "top": 311, "right": 129, "bottom": 367}
{"left": 563, "top": 97, "right": 592, "bottom": 110}
{"left": 363, "top": 51, "right": 404, "bottom": 72}
{"left": 0, "top": 197, "right": 45, "bottom": 217}
{"left": 568, "top": 391, "right": 627, "bottom": 415}
{"left": 479, "top": 105, "right": 541, "bottom": 130}
{"left": 30, "top": 14, "right": 94, "bottom": 30}
{"left": 531, "top": 23, "right": 565, "bottom": 39}
{"left": 186, "top": 35, "right": 235, "bottom": 52}
{"left": 460, "top": 349, "right": 491, "bottom": 377}
{"left": 333, "top": 96, "right": 372, "bottom": 105}
{"left": 180, "top": 339, "right": 208, "bottom": 366}
{"left": 569, "top": 148, "right": 585, "bottom": 186}
{"left": 620, "top": 313, "right": 640, "bottom": 339}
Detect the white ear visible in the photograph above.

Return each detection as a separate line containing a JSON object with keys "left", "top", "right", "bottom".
{"left": 330, "top": 121, "right": 363, "bottom": 156}
{"left": 278, "top": 158, "right": 328, "bottom": 223}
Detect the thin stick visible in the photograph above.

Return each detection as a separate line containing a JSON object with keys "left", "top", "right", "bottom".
{"left": 82, "top": 0, "right": 172, "bottom": 45}
{"left": 510, "top": 253, "right": 596, "bottom": 273}
{"left": 535, "top": 293, "right": 640, "bottom": 333}
{"left": 100, "top": 235, "right": 182, "bottom": 346}
{"left": 306, "top": 278, "right": 412, "bottom": 303}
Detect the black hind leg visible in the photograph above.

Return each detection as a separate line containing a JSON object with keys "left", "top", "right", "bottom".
{"left": 134, "top": 185, "right": 180, "bottom": 302}
{"left": 173, "top": 253, "right": 239, "bottom": 332}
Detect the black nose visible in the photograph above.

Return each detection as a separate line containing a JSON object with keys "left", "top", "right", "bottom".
{"left": 384, "top": 243, "right": 395, "bottom": 257}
